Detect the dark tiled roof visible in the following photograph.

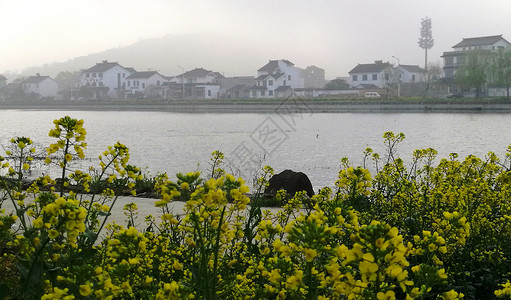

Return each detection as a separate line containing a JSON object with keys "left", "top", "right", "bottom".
{"left": 274, "top": 86, "right": 292, "bottom": 92}
{"left": 399, "top": 65, "right": 425, "bottom": 73}
{"left": 126, "top": 71, "right": 162, "bottom": 79}
{"left": 178, "top": 68, "right": 224, "bottom": 78}
{"left": 125, "top": 67, "right": 137, "bottom": 73}
{"left": 248, "top": 85, "right": 267, "bottom": 90}
{"left": 349, "top": 62, "right": 391, "bottom": 74}
{"left": 256, "top": 74, "right": 269, "bottom": 80}
{"left": 230, "top": 84, "right": 249, "bottom": 91}
{"left": 441, "top": 50, "right": 465, "bottom": 57}
{"left": 257, "top": 59, "right": 294, "bottom": 72}
{"left": 84, "top": 61, "right": 122, "bottom": 73}
{"left": 452, "top": 35, "right": 508, "bottom": 48}
{"left": 22, "top": 75, "right": 51, "bottom": 84}
{"left": 271, "top": 72, "right": 285, "bottom": 79}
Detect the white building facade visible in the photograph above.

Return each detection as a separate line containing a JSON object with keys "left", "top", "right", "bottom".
{"left": 249, "top": 59, "right": 304, "bottom": 98}
{"left": 125, "top": 71, "right": 168, "bottom": 98}
{"left": 22, "top": 74, "right": 59, "bottom": 99}
{"left": 78, "top": 61, "right": 134, "bottom": 99}
{"left": 348, "top": 61, "right": 394, "bottom": 89}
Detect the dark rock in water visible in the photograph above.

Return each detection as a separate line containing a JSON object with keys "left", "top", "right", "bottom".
{"left": 265, "top": 169, "right": 314, "bottom": 198}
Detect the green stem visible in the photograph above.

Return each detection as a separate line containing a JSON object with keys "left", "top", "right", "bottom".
{"left": 59, "top": 138, "right": 70, "bottom": 197}
{"left": 211, "top": 205, "right": 227, "bottom": 299}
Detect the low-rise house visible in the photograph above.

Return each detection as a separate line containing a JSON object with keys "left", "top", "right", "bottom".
{"left": 125, "top": 71, "right": 168, "bottom": 98}
{"left": 397, "top": 65, "right": 425, "bottom": 83}
{"left": 195, "top": 84, "right": 221, "bottom": 99}
{"left": 249, "top": 59, "right": 304, "bottom": 98}
{"left": 21, "top": 74, "right": 59, "bottom": 99}
{"left": 218, "top": 76, "right": 255, "bottom": 99}
{"left": 348, "top": 60, "right": 394, "bottom": 89}
{"left": 172, "top": 68, "right": 224, "bottom": 84}
{"left": 442, "top": 35, "right": 511, "bottom": 79}
{"left": 78, "top": 60, "right": 134, "bottom": 100}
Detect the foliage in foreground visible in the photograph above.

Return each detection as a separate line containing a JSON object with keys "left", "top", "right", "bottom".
{"left": 0, "top": 117, "right": 511, "bottom": 299}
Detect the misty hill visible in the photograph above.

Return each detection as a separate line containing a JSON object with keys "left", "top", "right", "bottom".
{"left": 19, "top": 34, "right": 278, "bottom": 78}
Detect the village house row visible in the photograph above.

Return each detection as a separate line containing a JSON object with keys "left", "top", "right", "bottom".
{"left": 0, "top": 34, "right": 509, "bottom": 100}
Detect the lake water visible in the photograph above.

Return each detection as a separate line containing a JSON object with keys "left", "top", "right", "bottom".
{"left": 1, "top": 110, "right": 510, "bottom": 190}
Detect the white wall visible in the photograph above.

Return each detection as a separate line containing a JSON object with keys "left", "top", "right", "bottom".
{"left": 24, "top": 79, "right": 58, "bottom": 98}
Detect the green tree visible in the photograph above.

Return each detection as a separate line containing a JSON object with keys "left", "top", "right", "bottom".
{"left": 455, "top": 50, "right": 492, "bottom": 98}
{"left": 300, "top": 65, "right": 326, "bottom": 89}
{"left": 324, "top": 78, "right": 349, "bottom": 90}
{"left": 54, "top": 71, "right": 80, "bottom": 90}
{"left": 491, "top": 48, "right": 511, "bottom": 99}
{"left": 421, "top": 63, "right": 442, "bottom": 98}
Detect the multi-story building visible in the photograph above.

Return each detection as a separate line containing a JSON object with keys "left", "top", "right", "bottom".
{"left": 442, "top": 35, "right": 511, "bottom": 79}
{"left": 78, "top": 60, "right": 134, "bottom": 99}
{"left": 248, "top": 59, "right": 304, "bottom": 98}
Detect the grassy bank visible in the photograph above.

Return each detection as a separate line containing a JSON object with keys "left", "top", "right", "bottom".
{"left": 1, "top": 97, "right": 511, "bottom": 113}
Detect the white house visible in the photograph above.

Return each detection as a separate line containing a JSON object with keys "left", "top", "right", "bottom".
{"left": 348, "top": 61, "right": 394, "bottom": 89}
{"left": 442, "top": 35, "right": 511, "bottom": 79}
{"left": 125, "top": 71, "right": 168, "bottom": 98}
{"left": 196, "top": 84, "right": 221, "bottom": 99}
{"left": 396, "top": 65, "right": 425, "bottom": 83}
{"left": 21, "top": 74, "right": 59, "bottom": 99}
{"left": 172, "top": 68, "right": 224, "bottom": 84}
{"left": 78, "top": 60, "right": 134, "bottom": 99}
{"left": 249, "top": 59, "right": 304, "bottom": 98}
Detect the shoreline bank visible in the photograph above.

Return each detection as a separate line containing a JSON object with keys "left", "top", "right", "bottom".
{"left": 2, "top": 99, "right": 511, "bottom": 113}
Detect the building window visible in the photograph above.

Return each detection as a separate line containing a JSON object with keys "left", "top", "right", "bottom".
{"left": 128, "top": 81, "right": 130, "bottom": 87}
{"left": 385, "top": 73, "right": 389, "bottom": 80}
{"left": 268, "top": 80, "right": 273, "bottom": 86}
{"left": 252, "top": 91, "right": 256, "bottom": 96}
{"left": 372, "top": 74, "right": 377, "bottom": 80}
{"left": 352, "top": 75, "right": 358, "bottom": 81}
{"left": 122, "top": 73, "right": 124, "bottom": 78}
{"left": 261, "top": 90, "right": 266, "bottom": 96}
{"left": 283, "top": 80, "right": 287, "bottom": 85}
{"left": 99, "top": 82, "right": 104, "bottom": 86}
{"left": 412, "top": 74, "right": 416, "bottom": 81}
{"left": 362, "top": 74, "right": 367, "bottom": 81}
{"left": 86, "top": 73, "right": 90, "bottom": 78}
{"left": 142, "top": 83, "right": 145, "bottom": 88}
{"left": 288, "top": 75, "right": 291, "bottom": 80}
{"left": 208, "top": 90, "right": 211, "bottom": 96}
{"left": 269, "top": 90, "right": 273, "bottom": 96}
{"left": 92, "top": 73, "right": 96, "bottom": 77}
{"left": 157, "top": 81, "right": 160, "bottom": 86}
{"left": 99, "top": 73, "right": 103, "bottom": 78}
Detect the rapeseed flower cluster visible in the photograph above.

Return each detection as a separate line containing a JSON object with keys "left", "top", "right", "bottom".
{"left": 1, "top": 121, "right": 510, "bottom": 299}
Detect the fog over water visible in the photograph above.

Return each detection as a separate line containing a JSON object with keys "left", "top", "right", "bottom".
{"left": 1, "top": 110, "right": 510, "bottom": 190}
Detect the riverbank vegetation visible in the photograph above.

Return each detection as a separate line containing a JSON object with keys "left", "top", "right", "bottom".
{"left": 1, "top": 116, "right": 511, "bottom": 299}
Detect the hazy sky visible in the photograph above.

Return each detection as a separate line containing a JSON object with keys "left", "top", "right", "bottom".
{"left": 2, "top": 0, "right": 511, "bottom": 78}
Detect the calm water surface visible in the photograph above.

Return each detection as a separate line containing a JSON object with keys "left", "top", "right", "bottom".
{"left": 1, "top": 110, "right": 510, "bottom": 189}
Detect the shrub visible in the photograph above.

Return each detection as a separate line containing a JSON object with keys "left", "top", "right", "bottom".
{"left": 0, "top": 117, "right": 510, "bottom": 299}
